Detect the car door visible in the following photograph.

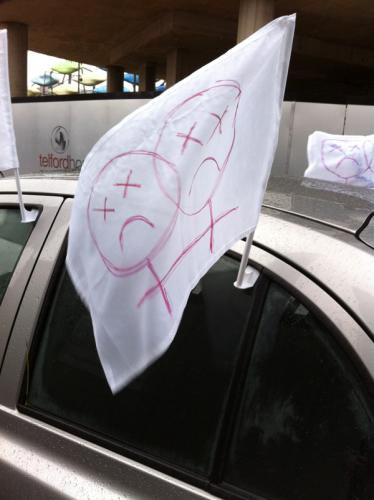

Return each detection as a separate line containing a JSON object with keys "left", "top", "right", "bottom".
{"left": 1, "top": 198, "right": 245, "bottom": 499}
{"left": 0, "top": 194, "right": 63, "bottom": 369}
{"left": 216, "top": 242, "right": 374, "bottom": 500}
{"left": 2, "top": 201, "right": 374, "bottom": 499}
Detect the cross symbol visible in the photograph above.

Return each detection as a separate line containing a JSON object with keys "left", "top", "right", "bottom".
{"left": 146, "top": 259, "right": 172, "bottom": 316}
{"left": 113, "top": 169, "right": 141, "bottom": 198}
{"left": 328, "top": 143, "right": 343, "bottom": 154}
{"left": 208, "top": 107, "right": 228, "bottom": 142}
{"left": 93, "top": 197, "right": 115, "bottom": 222}
{"left": 176, "top": 122, "right": 203, "bottom": 155}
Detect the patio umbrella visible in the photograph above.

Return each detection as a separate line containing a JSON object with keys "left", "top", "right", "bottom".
{"left": 124, "top": 73, "right": 139, "bottom": 84}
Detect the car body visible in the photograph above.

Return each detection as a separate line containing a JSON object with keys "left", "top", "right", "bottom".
{"left": 0, "top": 174, "right": 374, "bottom": 500}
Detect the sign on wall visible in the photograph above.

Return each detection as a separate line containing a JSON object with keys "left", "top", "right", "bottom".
{"left": 12, "top": 99, "right": 150, "bottom": 175}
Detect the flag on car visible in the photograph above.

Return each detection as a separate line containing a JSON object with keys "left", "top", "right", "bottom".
{"left": 305, "top": 131, "right": 374, "bottom": 188}
{"left": 0, "top": 29, "right": 19, "bottom": 172}
{"left": 67, "top": 14, "right": 295, "bottom": 393}
{"left": 0, "top": 30, "right": 37, "bottom": 222}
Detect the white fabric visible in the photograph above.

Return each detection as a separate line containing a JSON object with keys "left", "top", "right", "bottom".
{"left": 67, "top": 15, "right": 295, "bottom": 393}
{"left": 305, "top": 131, "right": 374, "bottom": 188}
{"left": 0, "top": 30, "right": 19, "bottom": 171}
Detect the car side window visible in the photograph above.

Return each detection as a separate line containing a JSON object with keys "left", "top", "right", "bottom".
{"left": 27, "top": 255, "right": 256, "bottom": 477}
{"left": 223, "top": 282, "right": 374, "bottom": 500}
{"left": 0, "top": 207, "right": 35, "bottom": 304}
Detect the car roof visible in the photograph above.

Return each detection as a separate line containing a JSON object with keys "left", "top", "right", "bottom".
{"left": 265, "top": 176, "right": 374, "bottom": 234}
{"left": 2, "top": 173, "right": 372, "bottom": 233}
{"left": 2, "top": 173, "right": 373, "bottom": 251}
{"left": 256, "top": 207, "right": 374, "bottom": 338}
{"left": 0, "top": 173, "right": 78, "bottom": 197}
{"left": 263, "top": 177, "right": 374, "bottom": 338}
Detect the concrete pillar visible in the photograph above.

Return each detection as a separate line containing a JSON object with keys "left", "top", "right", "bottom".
{"left": 0, "top": 22, "right": 28, "bottom": 97}
{"left": 166, "top": 49, "right": 214, "bottom": 87}
{"left": 237, "top": 0, "right": 274, "bottom": 42}
{"left": 167, "top": 48, "right": 194, "bottom": 87}
{"left": 166, "top": 49, "right": 179, "bottom": 87}
{"left": 139, "top": 62, "right": 156, "bottom": 92}
{"left": 107, "top": 65, "right": 124, "bottom": 92}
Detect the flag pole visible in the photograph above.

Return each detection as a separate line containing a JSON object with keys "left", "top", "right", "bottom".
{"left": 234, "top": 231, "right": 259, "bottom": 289}
{"left": 14, "top": 167, "right": 27, "bottom": 221}
{"left": 14, "top": 168, "right": 38, "bottom": 223}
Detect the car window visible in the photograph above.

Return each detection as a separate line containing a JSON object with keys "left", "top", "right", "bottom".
{"left": 27, "top": 254, "right": 257, "bottom": 477}
{"left": 223, "top": 282, "right": 374, "bottom": 500}
{"left": 0, "top": 207, "right": 35, "bottom": 304}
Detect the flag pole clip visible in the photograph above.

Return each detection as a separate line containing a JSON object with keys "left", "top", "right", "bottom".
{"left": 234, "top": 231, "right": 259, "bottom": 289}
{"left": 14, "top": 169, "right": 38, "bottom": 223}
{"left": 234, "top": 265, "right": 259, "bottom": 289}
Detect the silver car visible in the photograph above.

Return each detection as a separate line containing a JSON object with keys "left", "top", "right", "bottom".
{"left": 0, "top": 174, "right": 374, "bottom": 500}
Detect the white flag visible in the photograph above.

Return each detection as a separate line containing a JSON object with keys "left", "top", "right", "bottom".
{"left": 0, "top": 29, "right": 19, "bottom": 172}
{"left": 67, "top": 15, "right": 295, "bottom": 393}
{"left": 305, "top": 131, "right": 374, "bottom": 188}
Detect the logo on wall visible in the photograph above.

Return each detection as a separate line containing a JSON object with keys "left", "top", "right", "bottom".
{"left": 51, "top": 125, "right": 69, "bottom": 154}
{"left": 39, "top": 125, "right": 83, "bottom": 171}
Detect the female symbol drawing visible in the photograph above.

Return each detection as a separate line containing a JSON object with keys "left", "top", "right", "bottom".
{"left": 87, "top": 80, "right": 242, "bottom": 315}
{"left": 320, "top": 137, "right": 374, "bottom": 186}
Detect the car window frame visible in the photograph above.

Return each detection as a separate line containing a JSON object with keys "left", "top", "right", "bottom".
{"left": 0, "top": 194, "right": 63, "bottom": 371}
{"left": 246, "top": 240, "right": 374, "bottom": 393}
{"left": 18, "top": 243, "right": 267, "bottom": 493}
{"left": 209, "top": 240, "right": 374, "bottom": 499}
{"left": 1, "top": 196, "right": 231, "bottom": 499}
{"left": 1, "top": 202, "right": 373, "bottom": 500}
{"left": 0, "top": 193, "right": 265, "bottom": 495}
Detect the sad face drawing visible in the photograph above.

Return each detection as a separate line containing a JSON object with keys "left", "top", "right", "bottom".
{"left": 87, "top": 80, "right": 241, "bottom": 314}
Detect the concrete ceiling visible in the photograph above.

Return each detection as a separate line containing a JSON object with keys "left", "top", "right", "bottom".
{"left": 0, "top": 0, "right": 239, "bottom": 67}
{"left": 0, "top": 0, "right": 373, "bottom": 102}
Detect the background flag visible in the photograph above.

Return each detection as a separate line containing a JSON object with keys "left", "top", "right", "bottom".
{"left": 0, "top": 29, "right": 19, "bottom": 172}
{"left": 67, "top": 15, "right": 295, "bottom": 393}
{"left": 0, "top": 30, "right": 38, "bottom": 222}
{"left": 305, "top": 130, "right": 374, "bottom": 188}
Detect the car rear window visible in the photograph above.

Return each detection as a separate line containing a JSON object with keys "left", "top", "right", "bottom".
{"left": 223, "top": 282, "right": 374, "bottom": 500}
{"left": 27, "top": 254, "right": 256, "bottom": 477}
{"left": 0, "top": 207, "right": 35, "bottom": 304}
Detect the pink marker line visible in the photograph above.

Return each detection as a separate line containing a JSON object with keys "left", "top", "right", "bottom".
{"left": 363, "top": 140, "right": 374, "bottom": 173}
{"left": 119, "top": 215, "right": 155, "bottom": 253}
{"left": 137, "top": 206, "right": 238, "bottom": 309}
{"left": 176, "top": 122, "right": 203, "bottom": 155}
{"left": 146, "top": 259, "right": 172, "bottom": 316}
{"left": 87, "top": 150, "right": 180, "bottom": 278}
{"left": 208, "top": 107, "right": 228, "bottom": 142}
{"left": 188, "top": 157, "right": 220, "bottom": 198}
{"left": 114, "top": 169, "right": 141, "bottom": 198}
{"left": 321, "top": 140, "right": 362, "bottom": 181}
{"left": 208, "top": 199, "right": 214, "bottom": 253}
{"left": 93, "top": 197, "right": 115, "bottom": 222}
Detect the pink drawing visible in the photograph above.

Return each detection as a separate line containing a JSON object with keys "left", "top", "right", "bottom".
{"left": 87, "top": 150, "right": 180, "bottom": 279}
{"left": 176, "top": 122, "right": 204, "bottom": 154}
{"left": 93, "top": 197, "right": 115, "bottom": 222}
{"left": 113, "top": 170, "right": 141, "bottom": 198}
{"left": 87, "top": 80, "right": 241, "bottom": 314}
{"left": 154, "top": 80, "right": 240, "bottom": 217}
{"left": 321, "top": 138, "right": 374, "bottom": 185}
{"left": 208, "top": 107, "right": 228, "bottom": 142}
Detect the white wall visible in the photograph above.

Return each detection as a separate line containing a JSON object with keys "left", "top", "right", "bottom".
{"left": 272, "top": 102, "right": 374, "bottom": 178}
{"left": 11, "top": 98, "right": 374, "bottom": 177}
{"left": 12, "top": 99, "right": 150, "bottom": 174}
